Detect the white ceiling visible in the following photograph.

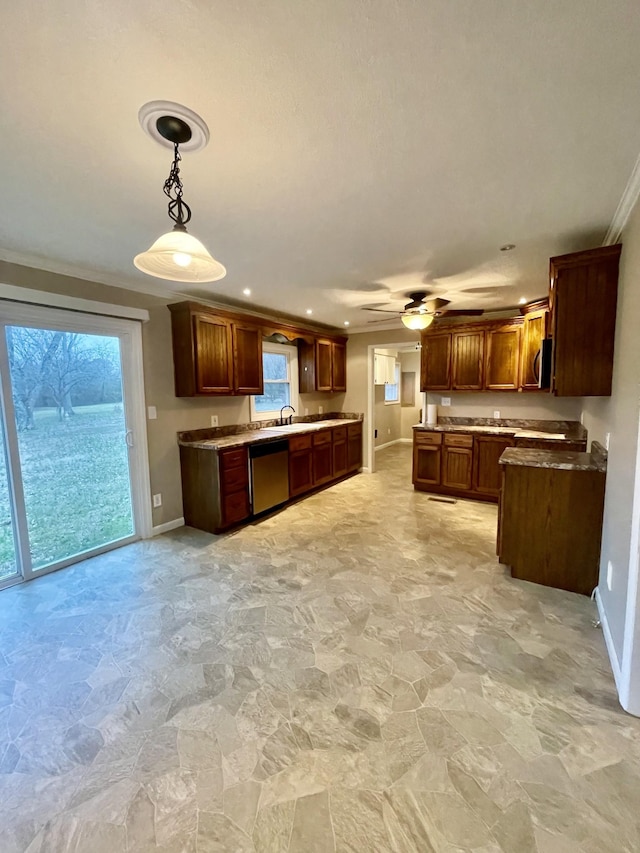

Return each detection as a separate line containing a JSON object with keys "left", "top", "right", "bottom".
{"left": 2, "top": 1, "right": 640, "bottom": 330}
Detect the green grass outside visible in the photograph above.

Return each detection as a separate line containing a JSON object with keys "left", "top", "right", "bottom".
{"left": 0, "top": 403, "right": 134, "bottom": 579}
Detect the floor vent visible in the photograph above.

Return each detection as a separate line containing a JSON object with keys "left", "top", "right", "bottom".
{"left": 427, "top": 496, "right": 457, "bottom": 504}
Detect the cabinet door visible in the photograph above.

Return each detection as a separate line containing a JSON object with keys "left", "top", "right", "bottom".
{"left": 333, "top": 438, "right": 348, "bottom": 478}
{"left": 550, "top": 245, "right": 620, "bottom": 397}
{"left": 313, "top": 442, "right": 333, "bottom": 485}
{"left": 347, "top": 424, "right": 362, "bottom": 471}
{"left": 473, "top": 436, "right": 513, "bottom": 496}
{"left": 520, "top": 310, "right": 547, "bottom": 390}
{"left": 316, "top": 340, "right": 333, "bottom": 391}
{"left": 421, "top": 332, "right": 451, "bottom": 391}
{"left": 413, "top": 444, "right": 441, "bottom": 486}
{"left": 485, "top": 326, "right": 521, "bottom": 390}
{"left": 442, "top": 446, "right": 473, "bottom": 489}
{"left": 289, "top": 449, "right": 313, "bottom": 496}
{"left": 452, "top": 331, "right": 484, "bottom": 390}
{"left": 232, "top": 323, "right": 263, "bottom": 395}
{"left": 193, "top": 314, "right": 234, "bottom": 394}
{"left": 332, "top": 342, "right": 346, "bottom": 391}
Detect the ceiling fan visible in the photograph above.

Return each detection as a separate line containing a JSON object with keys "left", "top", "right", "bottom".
{"left": 365, "top": 291, "right": 484, "bottom": 330}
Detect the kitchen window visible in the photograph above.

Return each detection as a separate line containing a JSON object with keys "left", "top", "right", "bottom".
{"left": 250, "top": 342, "right": 299, "bottom": 421}
{"left": 384, "top": 362, "right": 400, "bottom": 404}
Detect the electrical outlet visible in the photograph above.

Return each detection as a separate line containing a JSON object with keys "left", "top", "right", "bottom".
{"left": 210, "top": 415, "right": 219, "bottom": 427}
{"left": 605, "top": 432, "right": 610, "bottom": 451}
{"left": 147, "top": 405, "right": 157, "bottom": 420}
{"left": 152, "top": 493, "right": 162, "bottom": 508}
{"left": 318, "top": 405, "right": 323, "bottom": 414}
{"left": 441, "top": 397, "right": 451, "bottom": 407}
{"left": 607, "top": 560, "right": 613, "bottom": 591}
{"left": 493, "top": 410, "right": 500, "bottom": 419}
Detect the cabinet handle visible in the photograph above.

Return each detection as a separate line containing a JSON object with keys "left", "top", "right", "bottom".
{"left": 125, "top": 429, "right": 134, "bottom": 448}
{"left": 532, "top": 349, "right": 540, "bottom": 382}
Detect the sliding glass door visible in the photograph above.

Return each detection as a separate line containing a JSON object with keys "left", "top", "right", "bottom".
{"left": 0, "top": 304, "right": 150, "bottom": 588}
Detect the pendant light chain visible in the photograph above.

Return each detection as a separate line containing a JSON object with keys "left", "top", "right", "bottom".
{"left": 163, "top": 142, "right": 192, "bottom": 231}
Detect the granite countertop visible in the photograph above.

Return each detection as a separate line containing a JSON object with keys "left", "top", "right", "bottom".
{"left": 499, "top": 441, "right": 607, "bottom": 472}
{"left": 412, "top": 419, "right": 586, "bottom": 444}
{"left": 179, "top": 417, "right": 362, "bottom": 451}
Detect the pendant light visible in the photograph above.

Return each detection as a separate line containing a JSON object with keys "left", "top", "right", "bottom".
{"left": 134, "top": 106, "right": 226, "bottom": 283}
{"left": 401, "top": 312, "right": 434, "bottom": 330}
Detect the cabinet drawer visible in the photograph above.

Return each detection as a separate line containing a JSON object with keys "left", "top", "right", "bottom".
{"left": 347, "top": 422, "right": 362, "bottom": 438}
{"left": 219, "top": 447, "right": 248, "bottom": 471}
{"left": 222, "top": 490, "right": 250, "bottom": 526}
{"left": 313, "top": 429, "right": 333, "bottom": 446}
{"left": 444, "top": 433, "right": 473, "bottom": 448}
{"left": 415, "top": 432, "right": 442, "bottom": 446}
{"left": 221, "top": 464, "right": 248, "bottom": 492}
{"left": 332, "top": 426, "right": 347, "bottom": 442}
{"left": 289, "top": 433, "right": 312, "bottom": 452}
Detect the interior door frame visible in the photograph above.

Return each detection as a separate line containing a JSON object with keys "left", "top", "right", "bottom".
{"left": 0, "top": 301, "right": 152, "bottom": 588}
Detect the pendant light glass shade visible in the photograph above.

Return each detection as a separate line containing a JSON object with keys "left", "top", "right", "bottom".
{"left": 134, "top": 228, "right": 226, "bottom": 283}
{"left": 401, "top": 312, "right": 434, "bottom": 330}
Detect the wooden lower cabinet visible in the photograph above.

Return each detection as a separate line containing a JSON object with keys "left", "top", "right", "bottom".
{"left": 442, "top": 445, "right": 473, "bottom": 490}
{"left": 313, "top": 432, "right": 334, "bottom": 485}
{"left": 332, "top": 426, "right": 348, "bottom": 478}
{"left": 473, "top": 436, "right": 514, "bottom": 497}
{"left": 289, "top": 434, "right": 313, "bottom": 497}
{"left": 347, "top": 423, "right": 363, "bottom": 471}
{"left": 499, "top": 461, "right": 605, "bottom": 595}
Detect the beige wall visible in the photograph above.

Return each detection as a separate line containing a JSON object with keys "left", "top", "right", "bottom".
{"left": 581, "top": 201, "right": 640, "bottom": 674}
{"left": 0, "top": 261, "right": 344, "bottom": 527}
{"left": 400, "top": 350, "right": 421, "bottom": 438}
{"left": 426, "top": 391, "right": 582, "bottom": 422}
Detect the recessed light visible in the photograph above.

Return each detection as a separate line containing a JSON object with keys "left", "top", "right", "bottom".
{"left": 500, "top": 243, "right": 516, "bottom": 252}
{"left": 306, "top": 309, "right": 313, "bottom": 315}
{"left": 343, "top": 321, "right": 350, "bottom": 326}
{"left": 243, "top": 288, "right": 251, "bottom": 296}
{"left": 518, "top": 297, "right": 527, "bottom": 305}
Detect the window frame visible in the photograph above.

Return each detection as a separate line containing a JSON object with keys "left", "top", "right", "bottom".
{"left": 250, "top": 341, "right": 300, "bottom": 421}
{"left": 384, "top": 362, "right": 401, "bottom": 405}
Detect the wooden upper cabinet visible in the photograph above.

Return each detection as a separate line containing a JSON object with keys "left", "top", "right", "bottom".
{"left": 232, "top": 323, "right": 263, "bottom": 395}
{"left": 299, "top": 337, "right": 348, "bottom": 393}
{"left": 332, "top": 342, "right": 347, "bottom": 391}
{"left": 421, "top": 332, "right": 451, "bottom": 391}
{"left": 452, "top": 331, "right": 484, "bottom": 390}
{"left": 520, "top": 308, "right": 548, "bottom": 391}
{"left": 485, "top": 324, "right": 521, "bottom": 391}
{"left": 550, "top": 244, "right": 621, "bottom": 397}
{"left": 193, "top": 314, "right": 234, "bottom": 395}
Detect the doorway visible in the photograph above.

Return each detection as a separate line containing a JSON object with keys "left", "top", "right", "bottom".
{"left": 0, "top": 303, "right": 150, "bottom": 589}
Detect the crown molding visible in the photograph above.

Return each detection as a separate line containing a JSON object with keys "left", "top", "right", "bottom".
{"left": 603, "top": 150, "right": 640, "bottom": 245}
{"left": 0, "top": 247, "right": 179, "bottom": 301}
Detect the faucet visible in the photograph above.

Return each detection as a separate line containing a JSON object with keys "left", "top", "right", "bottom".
{"left": 279, "top": 405, "right": 295, "bottom": 425}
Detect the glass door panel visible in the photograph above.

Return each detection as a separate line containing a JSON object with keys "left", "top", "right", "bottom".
{"left": 0, "top": 417, "right": 18, "bottom": 583}
{"left": 5, "top": 326, "right": 135, "bottom": 571}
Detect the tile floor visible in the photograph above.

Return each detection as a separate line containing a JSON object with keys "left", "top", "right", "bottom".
{"left": 1, "top": 444, "right": 639, "bottom": 852}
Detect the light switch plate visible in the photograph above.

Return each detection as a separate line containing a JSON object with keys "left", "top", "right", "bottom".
{"left": 147, "top": 406, "right": 157, "bottom": 420}
{"left": 493, "top": 410, "right": 500, "bottom": 419}
{"left": 152, "top": 493, "right": 162, "bottom": 508}
{"left": 441, "top": 397, "right": 451, "bottom": 407}
{"left": 210, "top": 415, "right": 219, "bottom": 427}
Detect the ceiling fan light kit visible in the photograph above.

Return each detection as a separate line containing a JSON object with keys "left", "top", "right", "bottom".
{"left": 401, "top": 312, "right": 434, "bottom": 330}
{"left": 134, "top": 101, "right": 226, "bottom": 283}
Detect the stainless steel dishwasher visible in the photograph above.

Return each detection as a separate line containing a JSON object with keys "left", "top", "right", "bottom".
{"left": 249, "top": 440, "right": 290, "bottom": 515}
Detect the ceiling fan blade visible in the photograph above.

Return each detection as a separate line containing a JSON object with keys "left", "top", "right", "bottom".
{"left": 364, "top": 307, "right": 401, "bottom": 314}
{"left": 438, "top": 309, "right": 484, "bottom": 316}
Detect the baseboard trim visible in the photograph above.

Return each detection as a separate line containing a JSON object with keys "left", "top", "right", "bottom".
{"left": 375, "top": 438, "right": 406, "bottom": 451}
{"left": 360, "top": 466, "right": 371, "bottom": 474}
{"left": 595, "top": 587, "right": 623, "bottom": 693}
{"left": 152, "top": 517, "right": 185, "bottom": 536}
